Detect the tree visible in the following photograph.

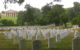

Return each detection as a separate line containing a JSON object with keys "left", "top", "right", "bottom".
{"left": 50, "top": 4, "right": 65, "bottom": 25}
{"left": 17, "top": 4, "right": 42, "bottom": 25}
{"left": 24, "top": 5, "right": 41, "bottom": 25}
{"left": 72, "top": 17, "right": 80, "bottom": 25}
{"left": 17, "top": 11, "right": 25, "bottom": 25}
{"left": 60, "top": 11, "right": 69, "bottom": 27}
{"left": 73, "top": 2, "right": 80, "bottom": 17}
{"left": 65, "top": 8, "right": 75, "bottom": 22}
{"left": 4, "top": 0, "right": 24, "bottom": 4}
{"left": 17, "top": 4, "right": 66, "bottom": 26}
{"left": 17, "top": 1, "right": 80, "bottom": 26}
{"left": 41, "top": 4, "right": 52, "bottom": 25}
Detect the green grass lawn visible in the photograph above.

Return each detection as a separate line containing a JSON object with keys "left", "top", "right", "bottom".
{"left": 0, "top": 34, "right": 19, "bottom": 50}
{"left": 0, "top": 33, "right": 74, "bottom": 50}
{"left": 55, "top": 34, "right": 74, "bottom": 50}
{"left": 0, "top": 17, "right": 17, "bottom": 24}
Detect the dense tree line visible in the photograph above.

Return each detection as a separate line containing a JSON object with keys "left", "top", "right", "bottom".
{"left": 0, "top": 19, "right": 14, "bottom": 26}
{"left": 17, "top": 2, "right": 80, "bottom": 26}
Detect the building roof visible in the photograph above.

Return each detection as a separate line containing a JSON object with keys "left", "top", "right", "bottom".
{"left": 5, "top": 10, "right": 17, "bottom": 13}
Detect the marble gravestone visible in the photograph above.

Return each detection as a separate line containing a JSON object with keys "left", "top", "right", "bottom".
{"left": 12, "top": 29, "right": 20, "bottom": 45}
{"left": 48, "top": 38, "right": 55, "bottom": 48}
{"left": 46, "top": 33, "right": 50, "bottom": 39}
{"left": 32, "top": 40, "right": 41, "bottom": 50}
{"left": 3, "top": 31, "right": 12, "bottom": 39}
{"left": 3, "top": 31, "right": 9, "bottom": 39}
{"left": 72, "top": 37, "right": 80, "bottom": 50}
{"left": 74, "top": 30, "right": 80, "bottom": 38}
{"left": 56, "top": 34, "right": 61, "bottom": 42}
{"left": 36, "top": 34, "right": 41, "bottom": 40}
{"left": 60, "top": 30, "right": 69, "bottom": 40}
{"left": 19, "top": 39, "right": 27, "bottom": 50}
{"left": 36, "top": 29, "right": 41, "bottom": 40}
{"left": 11, "top": 29, "right": 19, "bottom": 45}
{"left": 41, "top": 29, "right": 50, "bottom": 40}
{"left": 12, "top": 34, "right": 19, "bottom": 45}
{"left": 27, "top": 33, "right": 33, "bottom": 40}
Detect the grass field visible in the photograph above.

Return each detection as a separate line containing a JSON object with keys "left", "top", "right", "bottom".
{"left": 0, "top": 33, "right": 74, "bottom": 50}
{"left": 55, "top": 34, "right": 74, "bottom": 50}
{"left": 0, "top": 34, "right": 19, "bottom": 50}
{"left": 0, "top": 17, "right": 17, "bottom": 24}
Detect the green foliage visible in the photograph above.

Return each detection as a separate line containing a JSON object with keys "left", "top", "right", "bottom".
{"left": 0, "top": 19, "right": 14, "bottom": 26}
{"left": 17, "top": 11, "right": 25, "bottom": 25}
{"left": 17, "top": 4, "right": 65, "bottom": 26}
{"left": 18, "top": 0, "right": 24, "bottom": 5}
{"left": 50, "top": 4, "right": 65, "bottom": 25}
{"left": 41, "top": 4, "right": 51, "bottom": 25}
{"left": 4, "top": 0, "right": 24, "bottom": 4}
{"left": 17, "top": 2, "right": 80, "bottom": 26}
{"left": 17, "top": 5, "right": 43, "bottom": 25}
{"left": 72, "top": 16, "right": 80, "bottom": 25}
{"left": 66, "top": 22, "right": 72, "bottom": 28}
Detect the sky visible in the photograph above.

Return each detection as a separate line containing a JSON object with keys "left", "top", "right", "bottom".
{"left": 0, "top": 0, "right": 79, "bottom": 12}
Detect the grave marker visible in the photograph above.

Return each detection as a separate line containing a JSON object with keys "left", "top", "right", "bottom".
{"left": 19, "top": 39, "right": 27, "bottom": 50}
{"left": 32, "top": 40, "right": 41, "bottom": 50}
{"left": 72, "top": 37, "right": 80, "bottom": 50}
{"left": 48, "top": 38, "right": 55, "bottom": 48}
{"left": 56, "top": 34, "right": 61, "bottom": 42}
{"left": 12, "top": 34, "right": 19, "bottom": 45}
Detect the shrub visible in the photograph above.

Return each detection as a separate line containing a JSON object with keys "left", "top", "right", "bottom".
{"left": 0, "top": 19, "right": 14, "bottom": 26}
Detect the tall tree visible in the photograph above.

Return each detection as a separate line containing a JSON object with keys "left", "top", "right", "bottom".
{"left": 50, "top": 4, "right": 65, "bottom": 25}
{"left": 73, "top": 2, "right": 80, "bottom": 17}
{"left": 17, "top": 11, "right": 25, "bottom": 25}
{"left": 17, "top": 4, "right": 42, "bottom": 25}
{"left": 41, "top": 4, "right": 52, "bottom": 25}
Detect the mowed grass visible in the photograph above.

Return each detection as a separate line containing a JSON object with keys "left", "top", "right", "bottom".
{"left": 0, "top": 33, "right": 74, "bottom": 50}
{"left": 0, "top": 34, "right": 19, "bottom": 50}
{"left": 0, "top": 17, "right": 17, "bottom": 24}
{"left": 54, "top": 33, "right": 74, "bottom": 50}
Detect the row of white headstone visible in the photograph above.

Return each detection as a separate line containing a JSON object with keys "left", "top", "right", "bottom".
{"left": 1, "top": 27, "right": 73, "bottom": 42}
{"left": 0, "top": 27, "right": 77, "bottom": 50}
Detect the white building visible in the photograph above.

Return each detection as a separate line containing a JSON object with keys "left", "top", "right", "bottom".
{"left": 0, "top": 10, "right": 18, "bottom": 17}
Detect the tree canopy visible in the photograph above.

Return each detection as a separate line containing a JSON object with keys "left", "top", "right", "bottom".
{"left": 17, "top": 2, "right": 80, "bottom": 26}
